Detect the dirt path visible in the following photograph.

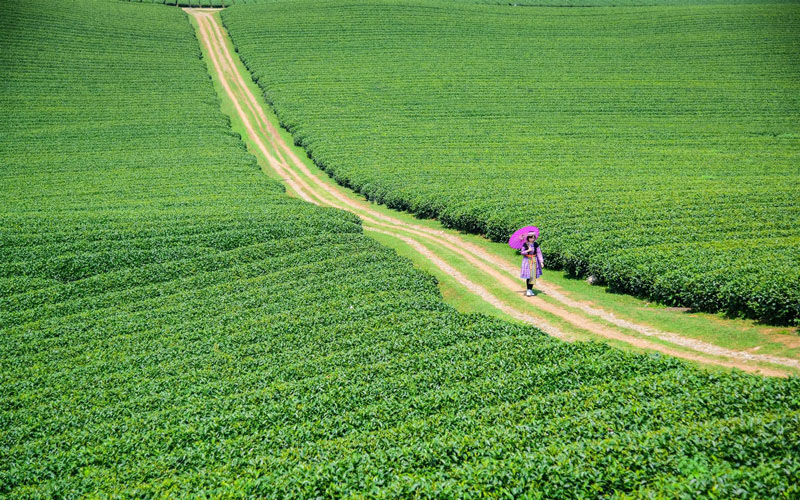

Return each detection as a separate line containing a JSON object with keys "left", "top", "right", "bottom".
{"left": 187, "top": 9, "right": 796, "bottom": 377}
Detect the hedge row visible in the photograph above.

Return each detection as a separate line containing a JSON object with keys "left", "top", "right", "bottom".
{"left": 2, "top": 0, "right": 799, "bottom": 497}
{"left": 222, "top": 0, "right": 800, "bottom": 324}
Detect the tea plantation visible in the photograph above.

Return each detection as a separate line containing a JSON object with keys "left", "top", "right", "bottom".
{"left": 128, "top": 0, "right": 800, "bottom": 7}
{"left": 2, "top": 0, "right": 800, "bottom": 497}
{"left": 222, "top": 0, "right": 800, "bottom": 325}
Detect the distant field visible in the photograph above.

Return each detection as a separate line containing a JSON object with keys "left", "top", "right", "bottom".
{"left": 223, "top": 0, "right": 800, "bottom": 325}
{"left": 126, "top": 0, "right": 800, "bottom": 6}
{"left": 2, "top": 0, "right": 800, "bottom": 497}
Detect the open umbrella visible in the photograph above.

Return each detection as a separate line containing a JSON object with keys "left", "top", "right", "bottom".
{"left": 508, "top": 225, "right": 539, "bottom": 250}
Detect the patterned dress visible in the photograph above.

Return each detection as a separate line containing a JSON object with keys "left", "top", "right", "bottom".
{"left": 520, "top": 241, "right": 543, "bottom": 281}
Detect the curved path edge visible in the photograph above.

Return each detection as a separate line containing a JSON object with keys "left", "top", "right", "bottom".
{"left": 186, "top": 9, "right": 796, "bottom": 377}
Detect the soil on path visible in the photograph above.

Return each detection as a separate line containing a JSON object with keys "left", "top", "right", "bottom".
{"left": 187, "top": 9, "right": 796, "bottom": 377}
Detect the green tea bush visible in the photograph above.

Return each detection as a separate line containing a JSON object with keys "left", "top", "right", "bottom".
{"left": 124, "top": 0, "right": 800, "bottom": 7}
{"left": 223, "top": 0, "right": 800, "bottom": 324}
{"left": 2, "top": 0, "right": 799, "bottom": 497}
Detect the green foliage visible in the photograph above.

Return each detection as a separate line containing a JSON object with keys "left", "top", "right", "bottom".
{"left": 2, "top": 0, "right": 800, "bottom": 497}
{"left": 223, "top": 0, "right": 800, "bottom": 325}
{"left": 123, "top": 0, "right": 800, "bottom": 7}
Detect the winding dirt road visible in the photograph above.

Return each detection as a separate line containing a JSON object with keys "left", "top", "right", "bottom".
{"left": 187, "top": 9, "right": 797, "bottom": 377}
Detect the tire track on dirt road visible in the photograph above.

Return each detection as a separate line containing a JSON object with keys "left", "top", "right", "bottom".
{"left": 188, "top": 9, "right": 796, "bottom": 376}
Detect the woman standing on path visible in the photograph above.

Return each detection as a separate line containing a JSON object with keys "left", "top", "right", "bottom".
{"left": 520, "top": 232, "right": 543, "bottom": 296}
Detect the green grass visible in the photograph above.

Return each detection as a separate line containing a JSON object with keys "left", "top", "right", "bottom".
{"left": 2, "top": 0, "right": 800, "bottom": 497}
{"left": 222, "top": 0, "right": 800, "bottom": 325}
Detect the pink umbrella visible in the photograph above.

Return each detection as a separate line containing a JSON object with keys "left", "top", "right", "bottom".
{"left": 508, "top": 225, "right": 539, "bottom": 250}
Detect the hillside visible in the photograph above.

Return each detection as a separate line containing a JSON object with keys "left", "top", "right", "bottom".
{"left": 128, "top": 0, "right": 800, "bottom": 7}
{"left": 1, "top": 0, "right": 799, "bottom": 497}
{"left": 222, "top": 0, "right": 800, "bottom": 325}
